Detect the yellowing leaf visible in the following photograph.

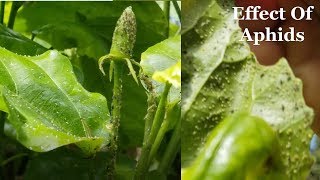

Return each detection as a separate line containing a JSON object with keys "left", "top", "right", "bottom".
{"left": 141, "top": 35, "right": 181, "bottom": 102}
{"left": 152, "top": 60, "right": 181, "bottom": 88}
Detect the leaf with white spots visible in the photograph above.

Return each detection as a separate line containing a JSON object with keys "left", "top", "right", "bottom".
{"left": 182, "top": 0, "right": 314, "bottom": 178}
{"left": 0, "top": 47, "right": 111, "bottom": 155}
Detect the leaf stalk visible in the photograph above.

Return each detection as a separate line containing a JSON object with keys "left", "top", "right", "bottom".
{"left": 0, "top": 1, "right": 5, "bottom": 25}
{"left": 134, "top": 82, "right": 171, "bottom": 179}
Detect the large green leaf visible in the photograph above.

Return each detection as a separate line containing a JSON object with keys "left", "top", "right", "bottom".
{"left": 31, "top": 23, "right": 108, "bottom": 59}
{"left": 24, "top": 148, "right": 109, "bottom": 180}
{"left": 0, "top": 47, "right": 111, "bottom": 155}
{"left": 0, "top": 24, "right": 46, "bottom": 56}
{"left": 119, "top": 73, "right": 147, "bottom": 148}
{"left": 24, "top": 147, "right": 160, "bottom": 180}
{"left": 14, "top": 1, "right": 167, "bottom": 59}
{"left": 182, "top": 0, "right": 314, "bottom": 178}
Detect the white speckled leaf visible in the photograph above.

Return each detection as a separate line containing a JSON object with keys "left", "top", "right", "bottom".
{"left": 182, "top": 0, "right": 314, "bottom": 178}
{"left": 0, "top": 47, "right": 111, "bottom": 155}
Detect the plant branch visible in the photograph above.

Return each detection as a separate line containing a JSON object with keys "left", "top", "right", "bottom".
{"left": 0, "top": 112, "right": 4, "bottom": 136}
{"left": 134, "top": 82, "right": 171, "bottom": 180}
{"left": 148, "top": 111, "right": 170, "bottom": 164}
{"left": 158, "top": 117, "right": 180, "bottom": 173}
{"left": 0, "top": 153, "right": 28, "bottom": 167}
{"left": 141, "top": 75, "right": 157, "bottom": 145}
{"left": 0, "top": 1, "right": 5, "bottom": 25}
{"left": 172, "top": 0, "right": 181, "bottom": 22}
{"left": 8, "top": 2, "right": 23, "bottom": 29}
{"left": 163, "top": 1, "right": 170, "bottom": 37}
{"left": 107, "top": 61, "right": 123, "bottom": 179}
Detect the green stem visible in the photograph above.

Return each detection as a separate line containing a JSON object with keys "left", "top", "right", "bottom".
{"left": 0, "top": 112, "right": 4, "bottom": 136}
{"left": 89, "top": 158, "right": 95, "bottom": 180}
{"left": 142, "top": 76, "right": 157, "bottom": 145}
{"left": 0, "top": 1, "right": 5, "bottom": 24}
{"left": 163, "top": 1, "right": 170, "bottom": 37}
{"left": 0, "top": 153, "right": 28, "bottom": 167}
{"left": 107, "top": 61, "right": 123, "bottom": 179}
{"left": 172, "top": 0, "right": 181, "bottom": 22}
{"left": 134, "top": 82, "right": 171, "bottom": 180}
{"left": 158, "top": 117, "right": 181, "bottom": 173}
{"left": 150, "top": 103, "right": 180, "bottom": 165}
{"left": 148, "top": 114, "right": 170, "bottom": 164}
{"left": 8, "top": 2, "right": 22, "bottom": 29}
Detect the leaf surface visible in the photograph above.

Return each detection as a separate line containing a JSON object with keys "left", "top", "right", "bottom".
{"left": 182, "top": 0, "right": 314, "bottom": 178}
{"left": 0, "top": 48, "right": 111, "bottom": 154}
{"left": 14, "top": 1, "right": 167, "bottom": 59}
{"left": 0, "top": 24, "right": 46, "bottom": 56}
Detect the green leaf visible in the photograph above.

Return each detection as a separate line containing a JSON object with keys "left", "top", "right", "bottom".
{"left": 24, "top": 148, "right": 109, "bottom": 180}
{"left": 182, "top": 0, "right": 314, "bottom": 178}
{"left": 25, "top": 147, "right": 136, "bottom": 180}
{"left": 182, "top": 112, "right": 285, "bottom": 180}
{"left": 140, "top": 35, "right": 181, "bottom": 102}
{"left": 116, "top": 155, "right": 136, "bottom": 180}
{"left": 0, "top": 47, "right": 111, "bottom": 155}
{"left": 119, "top": 73, "right": 147, "bottom": 148}
{"left": 0, "top": 24, "right": 46, "bottom": 56}
{"left": 31, "top": 22, "right": 108, "bottom": 59}
{"left": 14, "top": 1, "right": 167, "bottom": 59}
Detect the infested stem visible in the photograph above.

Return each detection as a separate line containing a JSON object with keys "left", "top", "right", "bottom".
{"left": 107, "top": 61, "right": 123, "bottom": 179}
{"left": 134, "top": 82, "right": 171, "bottom": 179}
{"left": 101, "top": 7, "right": 136, "bottom": 179}
{"left": 141, "top": 75, "right": 157, "bottom": 145}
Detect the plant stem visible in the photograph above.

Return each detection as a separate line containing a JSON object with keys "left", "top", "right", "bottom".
{"left": 89, "top": 158, "right": 95, "bottom": 180}
{"left": 163, "top": 1, "right": 170, "bottom": 37}
{"left": 142, "top": 76, "right": 157, "bottom": 145}
{"left": 172, "top": 0, "right": 181, "bottom": 22}
{"left": 8, "top": 2, "right": 22, "bottom": 29}
{"left": 0, "top": 153, "right": 28, "bottom": 167}
{"left": 158, "top": 117, "right": 180, "bottom": 173}
{"left": 0, "top": 112, "right": 4, "bottom": 136}
{"left": 0, "top": 1, "right": 5, "bottom": 25}
{"left": 149, "top": 102, "right": 180, "bottom": 166}
{"left": 134, "top": 82, "right": 171, "bottom": 180}
{"left": 107, "top": 61, "right": 123, "bottom": 179}
{"left": 148, "top": 114, "right": 170, "bottom": 164}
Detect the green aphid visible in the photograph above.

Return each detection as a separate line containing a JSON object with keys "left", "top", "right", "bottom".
{"left": 99, "top": 6, "right": 140, "bottom": 84}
